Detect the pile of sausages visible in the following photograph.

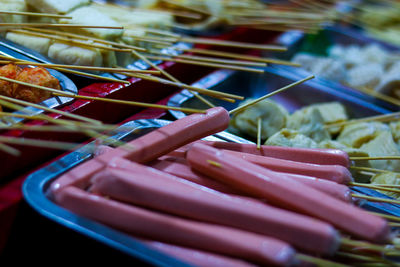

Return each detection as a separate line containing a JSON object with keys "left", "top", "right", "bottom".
{"left": 49, "top": 107, "right": 393, "bottom": 266}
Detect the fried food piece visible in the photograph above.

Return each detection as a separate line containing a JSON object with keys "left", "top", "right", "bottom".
{"left": 286, "top": 106, "right": 331, "bottom": 142}
{"left": 13, "top": 67, "right": 61, "bottom": 103}
{"left": 230, "top": 99, "right": 289, "bottom": 140}
{"left": 265, "top": 128, "right": 318, "bottom": 149}
{"left": 371, "top": 172, "right": 400, "bottom": 199}
{"left": 337, "top": 122, "right": 390, "bottom": 148}
{"left": 360, "top": 131, "right": 400, "bottom": 172}
{"left": 0, "top": 63, "right": 22, "bottom": 97}
{"left": 319, "top": 140, "right": 371, "bottom": 183}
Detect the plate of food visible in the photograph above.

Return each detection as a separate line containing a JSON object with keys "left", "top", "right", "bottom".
{"left": 23, "top": 112, "right": 400, "bottom": 266}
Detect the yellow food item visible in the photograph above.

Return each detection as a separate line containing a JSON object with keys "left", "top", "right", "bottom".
{"left": 307, "top": 102, "right": 348, "bottom": 134}
{"left": 319, "top": 140, "right": 371, "bottom": 182}
{"left": 60, "top": 6, "right": 123, "bottom": 40}
{"left": 337, "top": 122, "right": 390, "bottom": 148}
{"left": 360, "top": 131, "right": 400, "bottom": 172}
{"left": 265, "top": 129, "right": 318, "bottom": 149}
{"left": 25, "top": 0, "right": 90, "bottom": 14}
{"left": 371, "top": 172, "right": 400, "bottom": 199}
{"left": 230, "top": 99, "right": 289, "bottom": 140}
{"left": 286, "top": 106, "right": 330, "bottom": 142}
{"left": 390, "top": 120, "right": 400, "bottom": 144}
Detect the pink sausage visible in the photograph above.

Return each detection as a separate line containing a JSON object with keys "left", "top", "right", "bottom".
{"left": 283, "top": 173, "right": 352, "bottom": 203}
{"left": 223, "top": 149, "right": 353, "bottom": 184}
{"left": 142, "top": 240, "right": 258, "bottom": 267}
{"left": 96, "top": 106, "right": 229, "bottom": 163}
{"left": 186, "top": 143, "right": 391, "bottom": 243}
{"left": 54, "top": 186, "right": 296, "bottom": 266}
{"left": 89, "top": 164, "right": 340, "bottom": 255}
{"left": 149, "top": 159, "right": 244, "bottom": 195}
{"left": 171, "top": 141, "right": 350, "bottom": 167}
{"left": 151, "top": 159, "right": 352, "bottom": 202}
{"left": 49, "top": 107, "right": 229, "bottom": 195}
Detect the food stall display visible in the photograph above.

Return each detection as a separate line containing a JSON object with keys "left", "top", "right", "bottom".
{"left": 1, "top": 0, "right": 400, "bottom": 265}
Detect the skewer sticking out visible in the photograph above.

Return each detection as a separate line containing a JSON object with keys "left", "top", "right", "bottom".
{"left": 130, "top": 49, "right": 217, "bottom": 108}
{"left": 0, "top": 60, "right": 161, "bottom": 75}
{"left": 0, "top": 95, "right": 101, "bottom": 125}
{"left": 368, "top": 212, "right": 400, "bottom": 223}
{"left": 0, "top": 136, "right": 80, "bottom": 151}
{"left": 24, "top": 27, "right": 146, "bottom": 51}
{"left": 145, "top": 55, "right": 265, "bottom": 73}
{"left": 351, "top": 194, "right": 400, "bottom": 205}
{"left": 0, "top": 23, "right": 124, "bottom": 29}
{"left": 229, "top": 75, "right": 315, "bottom": 114}
{"left": 0, "top": 11, "right": 72, "bottom": 19}
{"left": 349, "top": 182, "right": 400, "bottom": 194}
{"left": 10, "top": 29, "right": 131, "bottom": 53}
{"left": 351, "top": 156, "right": 400, "bottom": 161}
{"left": 257, "top": 117, "right": 262, "bottom": 150}
{"left": 171, "top": 47, "right": 301, "bottom": 66}
{"left": 325, "top": 112, "right": 400, "bottom": 129}
{"left": 0, "top": 143, "right": 20, "bottom": 156}
{"left": 0, "top": 55, "right": 130, "bottom": 84}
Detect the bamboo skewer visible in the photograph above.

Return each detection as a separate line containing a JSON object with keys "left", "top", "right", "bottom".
{"left": 130, "top": 51, "right": 216, "bottom": 108}
{"left": 0, "top": 60, "right": 160, "bottom": 75}
{"left": 170, "top": 47, "right": 300, "bottom": 66}
{"left": 145, "top": 55, "right": 265, "bottom": 73}
{"left": 296, "top": 253, "right": 349, "bottom": 267}
{"left": 24, "top": 27, "right": 146, "bottom": 51}
{"left": 0, "top": 73, "right": 238, "bottom": 108}
{"left": 0, "top": 136, "right": 80, "bottom": 150}
{"left": 389, "top": 222, "right": 400, "bottom": 227}
{"left": 349, "top": 182, "right": 400, "bottom": 194}
{"left": 173, "top": 54, "right": 267, "bottom": 67}
{"left": 0, "top": 98, "right": 130, "bottom": 149}
{"left": 0, "top": 23, "right": 124, "bottom": 29}
{"left": 0, "top": 55, "right": 130, "bottom": 84}
{"left": 229, "top": 75, "right": 315, "bottom": 114}
{"left": 257, "top": 117, "right": 262, "bottom": 150}
{"left": 0, "top": 95, "right": 102, "bottom": 125}
{"left": 340, "top": 238, "right": 398, "bottom": 254}
{"left": 325, "top": 111, "right": 400, "bottom": 129}
{"left": 176, "top": 37, "right": 287, "bottom": 52}
{"left": 125, "top": 69, "right": 243, "bottom": 100}
{"left": 10, "top": 29, "right": 131, "bottom": 53}
{"left": 0, "top": 143, "right": 20, "bottom": 156}
{"left": 357, "top": 86, "right": 400, "bottom": 107}
{"left": 351, "top": 156, "right": 400, "bottom": 161}
{"left": 368, "top": 212, "right": 400, "bottom": 222}
{"left": 369, "top": 184, "right": 400, "bottom": 188}
{"left": 0, "top": 11, "right": 72, "bottom": 19}
{"left": 350, "top": 166, "right": 390, "bottom": 174}
{"left": 352, "top": 194, "right": 400, "bottom": 205}
{"left": 335, "top": 252, "right": 396, "bottom": 265}
{"left": 51, "top": 92, "right": 206, "bottom": 114}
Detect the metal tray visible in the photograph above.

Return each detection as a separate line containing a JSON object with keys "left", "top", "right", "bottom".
{"left": 22, "top": 118, "right": 400, "bottom": 265}
{"left": 270, "top": 26, "right": 400, "bottom": 111}
{"left": 22, "top": 119, "right": 251, "bottom": 266}
{"left": 0, "top": 41, "right": 77, "bottom": 125}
